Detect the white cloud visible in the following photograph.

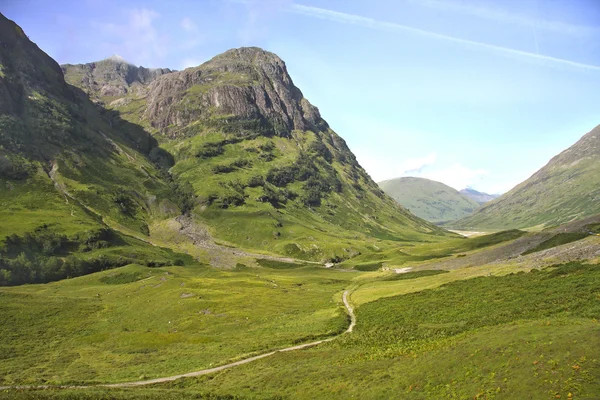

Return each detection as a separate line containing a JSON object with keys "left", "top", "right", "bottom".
{"left": 92, "top": 8, "right": 167, "bottom": 67}
{"left": 412, "top": 163, "right": 488, "bottom": 191}
{"left": 181, "top": 17, "right": 197, "bottom": 33}
{"left": 356, "top": 149, "right": 489, "bottom": 190}
{"left": 399, "top": 152, "right": 438, "bottom": 174}
{"left": 287, "top": 3, "right": 600, "bottom": 72}
{"left": 180, "top": 58, "right": 203, "bottom": 69}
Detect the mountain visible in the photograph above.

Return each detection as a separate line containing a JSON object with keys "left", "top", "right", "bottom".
{"left": 62, "top": 47, "right": 451, "bottom": 258}
{"left": 456, "top": 125, "right": 600, "bottom": 230}
{"left": 378, "top": 177, "right": 480, "bottom": 224}
{"left": 0, "top": 12, "right": 450, "bottom": 286}
{"left": 61, "top": 57, "right": 171, "bottom": 101}
{"left": 0, "top": 13, "right": 190, "bottom": 285}
{"left": 459, "top": 188, "right": 499, "bottom": 204}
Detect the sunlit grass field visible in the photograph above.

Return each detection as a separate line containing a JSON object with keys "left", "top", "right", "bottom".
{"left": 0, "top": 263, "right": 352, "bottom": 385}
{"left": 1, "top": 231, "right": 599, "bottom": 399}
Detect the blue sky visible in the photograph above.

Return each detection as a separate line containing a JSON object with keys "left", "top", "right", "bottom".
{"left": 4, "top": 0, "right": 600, "bottom": 193}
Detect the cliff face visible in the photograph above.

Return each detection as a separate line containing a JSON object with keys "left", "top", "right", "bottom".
{"left": 143, "top": 47, "right": 327, "bottom": 135}
{"left": 61, "top": 57, "right": 171, "bottom": 99}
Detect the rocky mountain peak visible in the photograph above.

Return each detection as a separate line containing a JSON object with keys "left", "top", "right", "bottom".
{"left": 144, "top": 47, "right": 327, "bottom": 136}
{"left": 61, "top": 57, "right": 172, "bottom": 99}
{"left": 106, "top": 54, "right": 129, "bottom": 64}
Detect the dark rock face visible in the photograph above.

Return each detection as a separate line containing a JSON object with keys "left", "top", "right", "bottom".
{"left": 61, "top": 57, "right": 171, "bottom": 99}
{"left": 0, "top": 13, "right": 70, "bottom": 116}
{"left": 143, "top": 47, "right": 328, "bottom": 136}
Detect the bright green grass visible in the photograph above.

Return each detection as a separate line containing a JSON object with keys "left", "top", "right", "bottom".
{"left": 144, "top": 262, "right": 600, "bottom": 399}
{"left": 338, "top": 230, "right": 525, "bottom": 269}
{"left": 0, "top": 172, "right": 101, "bottom": 239}
{"left": 0, "top": 263, "right": 353, "bottom": 385}
{"left": 155, "top": 127, "right": 451, "bottom": 262}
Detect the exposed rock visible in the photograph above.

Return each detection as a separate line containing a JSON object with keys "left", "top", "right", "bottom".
{"left": 143, "top": 47, "right": 328, "bottom": 136}
{"left": 61, "top": 58, "right": 171, "bottom": 101}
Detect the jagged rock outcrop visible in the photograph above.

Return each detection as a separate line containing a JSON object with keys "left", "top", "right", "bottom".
{"left": 61, "top": 56, "right": 171, "bottom": 99}
{"left": 143, "top": 47, "right": 328, "bottom": 136}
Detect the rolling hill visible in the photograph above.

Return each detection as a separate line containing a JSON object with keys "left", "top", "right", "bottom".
{"left": 456, "top": 124, "right": 600, "bottom": 230}
{"left": 378, "top": 177, "right": 480, "bottom": 224}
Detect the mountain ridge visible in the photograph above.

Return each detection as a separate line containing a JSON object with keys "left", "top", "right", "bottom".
{"left": 456, "top": 124, "right": 600, "bottom": 230}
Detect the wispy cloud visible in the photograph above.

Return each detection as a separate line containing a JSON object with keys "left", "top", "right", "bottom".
{"left": 181, "top": 57, "right": 203, "bottom": 69}
{"left": 180, "top": 17, "right": 198, "bottom": 33}
{"left": 288, "top": 3, "right": 600, "bottom": 72}
{"left": 413, "top": 163, "right": 488, "bottom": 191}
{"left": 410, "top": 0, "right": 598, "bottom": 37}
{"left": 400, "top": 152, "right": 438, "bottom": 174}
{"left": 91, "top": 8, "right": 167, "bottom": 66}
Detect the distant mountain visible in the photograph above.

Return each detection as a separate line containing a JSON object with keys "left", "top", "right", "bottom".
{"left": 459, "top": 188, "right": 499, "bottom": 204}
{"left": 456, "top": 124, "right": 600, "bottom": 230}
{"left": 378, "top": 177, "right": 480, "bottom": 224}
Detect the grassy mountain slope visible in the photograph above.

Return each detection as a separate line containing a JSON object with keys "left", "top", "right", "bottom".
{"left": 0, "top": 14, "right": 190, "bottom": 285}
{"left": 63, "top": 47, "right": 452, "bottom": 261}
{"left": 378, "top": 177, "right": 480, "bottom": 224}
{"left": 456, "top": 124, "right": 600, "bottom": 230}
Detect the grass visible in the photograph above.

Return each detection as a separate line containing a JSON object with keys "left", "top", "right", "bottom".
{"left": 1, "top": 223, "right": 599, "bottom": 399}
{"left": 337, "top": 229, "right": 525, "bottom": 271}
{"left": 353, "top": 262, "right": 383, "bottom": 271}
{"left": 381, "top": 269, "right": 448, "bottom": 281}
{"left": 522, "top": 232, "right": 589, "bottom": 255}
{"left": 0, "top": 263, "right": 353, "bottom": 385}
{"left": 254, "top": 259, "right": 310, "bottom": 269}
{"left": 141, "top": 262, "right": 600, "bottom": 399}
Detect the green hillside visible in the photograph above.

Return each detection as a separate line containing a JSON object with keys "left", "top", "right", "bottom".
{"left": 0, "top": 14, "right": 191, "bottom": 285}
{"left": 62, "top": 47, "right": 451, "bottom": 261}
{"left": 456, "top": 124, "right": 600, "bottom": 230}
{"left": 0, "top": 12, "right": 452, "bottom": 288}
{"left": 378, "top": 177, "right": 480, "bottom": 224}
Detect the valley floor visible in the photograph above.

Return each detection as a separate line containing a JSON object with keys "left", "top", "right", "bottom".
{"left": 1, "top": 232, "right": 599, "bottom": 399}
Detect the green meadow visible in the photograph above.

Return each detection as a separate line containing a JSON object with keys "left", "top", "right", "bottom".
{"left": 1, "top": 233, "right": 599, "bottom": 399}
{"left": 0, "top": 263, "right": 353, "bottom": 386}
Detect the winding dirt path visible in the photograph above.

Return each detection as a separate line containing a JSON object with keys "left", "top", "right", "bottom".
{"left": 0, "top": 290, "right": 356, "bottom": 391}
